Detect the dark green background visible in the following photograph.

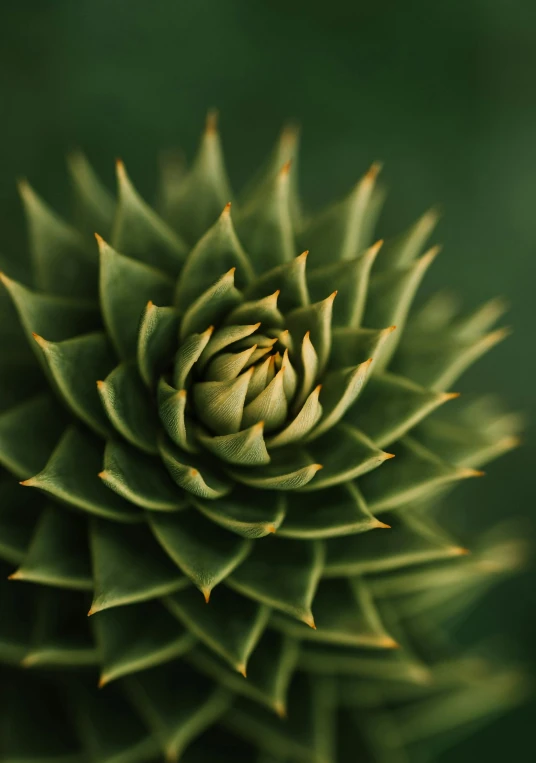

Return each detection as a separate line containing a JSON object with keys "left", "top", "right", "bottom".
{"left": 1, "top": 1, "right": 534, "bottom": 760}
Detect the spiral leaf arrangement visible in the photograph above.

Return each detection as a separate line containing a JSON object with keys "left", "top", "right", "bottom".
{"left": 0, "top": 115, "right": 526, "bottom": 762}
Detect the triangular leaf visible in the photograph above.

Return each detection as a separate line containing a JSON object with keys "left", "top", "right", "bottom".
{"left": 193, "top": 488, "right": 286, "bottom": 539}
{"left": 159, "top": 435, "right": 232, "bottom": 499}
{"left": 137, "top": 302, "right": 180, "bottom": 387}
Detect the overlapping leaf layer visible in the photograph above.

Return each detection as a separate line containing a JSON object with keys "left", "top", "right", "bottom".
{"left": 0, "top": 117, "right": 526, "bottom": 762}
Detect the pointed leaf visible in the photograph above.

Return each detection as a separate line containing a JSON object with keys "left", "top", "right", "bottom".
{"left": 359, "top": 436, "right": 482, "bottom": 513}
{"left": 350, "top": 372, "right": 456, "bottom": 448}
{"left": 1, "top": 272, "right": 100, "bottom": 346}
{"left": 126, "top": 664, "right": 231, "bottom": 761}
{"left": 300, "top": 424, "right": 393, "bottom": 492}
{"left": 308, "top": 242, "right": 381, "bottom": 328}
{"left": 176, "top": 204, "right": 253, "bottom": 310}
{"left": 19, "top": 179, "right": 98, "bottom": 298}
{"left": 137, "top": 302, "right": 179, "bottom": 387}
{"left": 286, "top": 291, "right": 337, "bottom": 375}
{"left": 23, "top": 427, "right": 141, "bottom": 523}
{"left": 245, "top": 251, "right": 309, "bottom": 312}
{"left": 89, "top": 520, "right": 188, "bottom": 614}
{"left": 94, "top": 601, "right": 196, "bottom": 685}
{"left": 112, "top": 160, "right": 187, "bottom": 274}
{"left": 279, "top": 482, "right": 382, "bottom": 539}
{"left": 375, "top": 207, "right": 439, "bottom": 270}
{"left": 159, "top": 435, "right": 232, "bottom": 499}
{"left": 67, "top": 150, "right": 116, "bottom": 239}
{"left": 226, "top": 290, "right": 284, "bottom": 329}
{"left": 168, "top": 112, "right": 233, "bottom": 244}
{"left": 197, "top": 322, "right": 260, "bottom": 371}
{"left": 193, "top": 488, "right": 286, "bottom": 539}
{"left": 204, "top": 344, "right": 259, "bottom": 382}
{"left": 267, "top": 384, "right": 322, "bottom": 447}
{"left": 228, "top": 450, "right": 323, "bottom": 491}
{"left": 242, "top": 368, "right": 288, "bottom": 432}
{"left": 236, "top": 162, "right": 295, "bottom": 273}
{"left": 149, "top": 508, "right": 251, "bottom": 600}
{"left": 34, "top": 331, "right": 116, "bottom": 438}
{"left": 166, "top": 585, "right": 270, "bottom": 673}
{"left": 271, "top": 578, "right": 394, "bottom": 649}
{"left": 173, "top": 325, "right": 214, "bottom": 389}
{"left": 98, "top": 236, "right": 174, "bottom": 359}
{"left": 10, "top": 505, "right": 92, "bottom": 590}
{"left": 228, "top": 536, "right": 324, "bottom": 625}
{"left": 100, "top": 439, "right": 188, "bottom": 511}
{"left": 0, "top": 394, "right": 67, "bottom": 478}
{"left": 305, "top": 360, "right": 372, "bottom": 441}
{"left": 98, "top": 363, "right": 159, "bottom": 454}
{"left": 158, "top": 380, "right": 198, "bottom": 453}
{"left": 329, "top": 326, "right": 397, "bottom": 375}
{"left": 179, "top": 268, "right": 243, "bottom": 340}
{"left": 197, "top": 422, "right": 270, "bottom": 466}
{"left": 193, "top": 368, "right": 253, "bottom": 436}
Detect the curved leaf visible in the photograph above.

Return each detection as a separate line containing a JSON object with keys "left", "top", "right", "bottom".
{"left": 225, "top": 290, "right": 284, "bottom": 329}
{"left": 94, "top": 601, "right": 196, "bottom": 686}
{"left": 193, "top": 368, "right": 253, "bottom": 436}
{"left": 23, "top": 427, "right": 141, "bottom": 523}
{"left": 98, "top": 236, "right": 175, "bottom": 359}
{"left": 98, "top": 363, "right": 159, "bottom": 455}
{"left": 179, "top": 268, "right": 243, "bottom": 340}
{"left": 227, "top": 536, "right": 324, "bottom": 626}
{"left": 34, "top": 331, "right": 116, "bottom": 438}
{"left": 193, "top": 488, "right": 286, "bottom": 539}
{"left": 137, "top": 302, "right": 179, "bottom": 387}
{"left": 89, "top": 520, "right": 189, "bottom": 615}
{"left": 100, "top": 439, "right": 188, "bottom": 511}
{"left": 236, "top": 161, "right": 295, "bottom": 273}
{"left": 173, "top": 325, "right": 214, "bottom": 389}
{"left": 286, "top": 292, "right": 336, "bottom": 376}
{"left": 165, "top": 585, "right": 270, "bottom": 674}
{"left": 159, "top": 435, "right": 232, "bottom": 499}
{"left": 19, "top": 179, "right": 98, "bottom": 298}
{"left": 0, "top": 394, "right": 67, "bottom": 479}
{"left": 300, "top": 424, "right": 393, "bottom": 492}
{"left": 245, "top": 251, "right": 309, "bottom": 313}
{"left": 197, "top": 322, "right": 260, "bottom": 371}
{"left": 267, "top": 385, "right": 322, "bottom": 448}
{"left": 10, "top": 506, "right": 92, "bottom": 591}
{"left": 330, "top": 325, "right": 396, "bottom": 374}
{"left": 228, "top": 451, "right": 323, "bottom": 492}
{"left": 197, "top": 422, "right": 270, "bottom": 467}
{"left": 176, "top": 203, "right": 253, "bottom": 309}
{"left": 375, "top": 207, "right": 439, "bottom": 271}
{"left": 157, "top": 379, "right": 198, "bottom": 453}
{"left": 112, "top": 160, "right": 187, "bottom": 274}
{"left": 67, "top": 150, "right": 116, "bottom": 239}
{"left": 279, "top": 483, "right": 384, "bottom": 540}
{"left": 149, "top": 508, "right": 252, "bottom": 600}
{"left": 242, "top": 368, "right": 288, "bottom": 432}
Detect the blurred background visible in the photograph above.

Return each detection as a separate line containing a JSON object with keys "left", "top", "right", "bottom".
{"left": 0, "top": 1, "right": 534, "bottom": 760}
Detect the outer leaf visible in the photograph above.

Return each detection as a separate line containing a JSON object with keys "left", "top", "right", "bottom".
{"left": 270, "top": 578, "right": 395, "bottom": 649}
{"left": 225, "top": 290, "right": 284, "bottom": 329}
{"left": 189, "top": 630, "right": 299, "bottom": 716}
{"left": 197, "top": 322, "right": 260, "bottom": 371}
{"left": 193, "top": 488, "right": 286, "bottom": 539}
{"left": 98, "top": 236, "right": 175, "bottom": 359}
{"left": 10, "top": 506, "right": 92, "bottom": 590}
{"left": 67, "top": 150, "right": 116, "bottom": 239}
{"left": 245, "top": 251, "right": 309, "bottom": 313}
{"left": 0, "top": 394, "right": 67, "bottom": 479}
{"left": 93, "top": 601, "right": 196, "bottom": 686}
{"left": 89, "top": 520, "right": 189, "bottom": 614}
{"left": 176, "top": 204, "right": 253, "bottom": 309}
{"left": 173, "top": 325, "right": 214, "bottom": 389}
{"left": 350, "top": 372, "right": 457, "bottom": 448}
{"left": 228, "top": 451, "right": 323, "bottom": 492}
{"left": 149, "top": 508, "right": 252, "bottom": 601}
{"left": 167, "top": 112, "right": 233, "bottom": 245}
{"left": 100, "top": 439, "right": 188, "bottom": 511}
{"left": 34, "top": 331, "right": 116, "bottom": 438}
{"left": 98, "top": 363, "right": 159, "bottom": 454}
{"left": 112, "top": 160, "right": 187, "bottom": 274}
{"left": 330, "top": 325, "right": 397, "bottom": 374}
{"left": 19, "top": 179, "right": 98, "bottom": 298}
{"left": 0, "top": 272, "right": 100, "bottom": 346}
{"left": 301, "top": 164, "right": 381, "bottom": 266}
{"left": 236, "top": 161, "right": 295, "bottom": 273}
{"left": 22, "top": 426, "right": 141, "bottom": 523}
{"left": 137, "top": 302, "right": 180, "bottom": 387}
{"left": 125, "top": 664, "right": 231, "bottom": 762}
{"left": 300, "top": 424, "right": 394, "bottom": 492}
{"left": 359, "top": 436, "right": 482, "bottom": 513}
{"left": 227, "top": 536, "right": 324, "bottom": 626}
{"left": 375, "top": 207, "right": 439, "bottom": 271}
{"left": 165, "top": 585, "right": 270, "bottom": 674}
{"left": 279, "top": 483, "right": 384, "bottom": 539}
{"left": 323, "top": 512, "right": 466, "bottom": 578}
{"left": 157, "top": 381, "right": 198, "bottom": 454}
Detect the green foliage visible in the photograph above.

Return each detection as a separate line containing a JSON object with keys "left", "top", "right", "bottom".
{"left": 0, "top": 116, "right": 526, "bottom": 762}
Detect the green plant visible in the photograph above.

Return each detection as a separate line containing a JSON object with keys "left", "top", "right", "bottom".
{"left": 0, "top": 115, "right": 526, "bottom": 762}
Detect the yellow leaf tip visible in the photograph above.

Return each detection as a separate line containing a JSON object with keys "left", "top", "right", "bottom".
{"left": 274, "top": 701, "right": 287, "bottom": 718}
{"left": 383, "top": 452, "right": 396, "bottom": 461}
{"left": 452, "top": 546, "right": 471, "bottom": 556}
{"left": 380, "top": 636, "right": 400, "bottom": 649}
{"left": 280, "top": 159, "right": 292, "bottom": 176}
{"left": 206, "top": 108, "right": 219, "bottom": 133}
{"left": 237, "top": 663, "right": 247, "bottom": 678}
{"left": 202, "top": 588, "right": 211, "bottom": 604}
{"left": 98, "top": 676, "right": 108, "bottom": 689}
{"left": 8, "top": 571, "right": 21, "bottom": 580}
{"left": 303, "top": 613, "right": 316, "bottom": 629}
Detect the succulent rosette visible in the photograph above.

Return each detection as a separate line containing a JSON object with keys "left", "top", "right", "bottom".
{"left": 0, "top": 115, "right": 527, "bottom": 762}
